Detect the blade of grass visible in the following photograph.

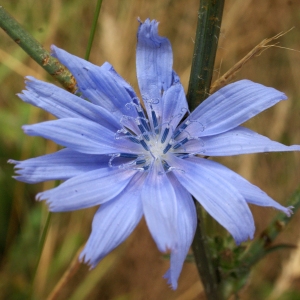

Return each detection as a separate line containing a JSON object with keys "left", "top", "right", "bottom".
{"left": 85, "top": 0, "right": 103, "bottom": 61}
{"left": 29, "top": 212, "right": 52, "bottom": 299}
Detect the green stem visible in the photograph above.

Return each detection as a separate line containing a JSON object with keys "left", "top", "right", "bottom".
{"left": 187, "top": 1, "right": 225, "bottom": 299}
{"left": 187, "top": 0, "right": 225, "bottom": 111}
{"left": 0, "top": 6, "right": 76, "bottom": 93}
{"left": 85, "top": 0, "right": 103, "bottom": 61}
{"left": 192, "top": 201, "right": 221, "bottom": 299}
{"left": 241, "top": 188, "right": 300, "bottom": 267}
{"left": 218, "top": 188, "right": 300, "bottom": 297}
{"left": 29, "top": 212, "right": 52, "bottom": 299}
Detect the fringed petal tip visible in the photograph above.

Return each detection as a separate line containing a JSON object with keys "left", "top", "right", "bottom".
{"left": 284, "top": 206, "right": 294, "bottom": 217}
{"left": 36, "top": 193, "right": 62, "bottom": 212}
{"left": 163, "top": 269, "right": 177, "bottom": 290}
{"left": 79, "top": 251, "right": 97, "bottom": 270}
{"left": 24, "top": 75, "right": 35, "bottom": 82}
{"left": 35, "top": 192, "right": 60, "bottom": 212}
{"left": 137, "top": 17, "right": 158, "bottom": 27}
{"left": 36, "top": 191, "right": 47, "bottom": 202}
{"left": 7, "top": 160, "right": 24, "bottom": 179}
{"left": 270, "top": 203, "right": 294, "bottom": 217}
{"left": 282, "top": 93, "right": 288, "bottom": 101}
{"left": 50, "top": 45, "right": 59, "bottom": 58}
{"left": 16, "top": 93, "right": 23, "bottom": 99}
{"left": 137, "top": 18, "right": 163, "bottom": 46}
{"left": 7, "top": 159, "right": 18, "bottom": 165}
{"left": 22, "top": 125, "right": 31, "bottom": 134}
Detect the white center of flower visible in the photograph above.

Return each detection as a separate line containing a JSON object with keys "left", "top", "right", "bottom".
{"left": 112, "top": 100, "right": 194, "bottom": 173}
{"left": 148, "top": 139, "right": 165, "bottom": 160}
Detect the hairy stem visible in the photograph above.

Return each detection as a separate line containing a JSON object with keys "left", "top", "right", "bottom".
{"left": 187, "top": 1, "right": 225, "bottom": 299}
{"left": 187, "top": 0, "right": 225, "bottom": 111}
{"left": 192, "top": 202, "right": 221, "bottom": 299}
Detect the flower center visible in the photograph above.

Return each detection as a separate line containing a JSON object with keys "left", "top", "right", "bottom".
{"left": 112, "top": 100, "right": 196, "bottom": 173}
{"left": 148, "top": 138, "right": 165, "bottom": 159}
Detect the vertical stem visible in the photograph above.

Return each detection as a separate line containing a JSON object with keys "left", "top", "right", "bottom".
{"left": 192, "top": 202, "right": 221, "bottom": 299}
{"left": 187, "top": 0, "right": 225, "bottom": 111}
{"left": 187, "top": 1, "right": 225, "bottom": 299}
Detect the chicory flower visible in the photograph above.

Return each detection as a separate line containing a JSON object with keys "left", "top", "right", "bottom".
{"left": 10, "top": 19, "right": 300, "bottom": 289}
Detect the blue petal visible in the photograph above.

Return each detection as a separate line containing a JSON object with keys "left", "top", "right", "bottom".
{"left": 80, "top": 172, "right": 145, "bottom": 268}
{"left": 163, "top": 174, "right": 196, "bottom": 290}
{"left": 136, "top": 19, "right": 173, "bottom": 119}
{"left": 180, "top": 126, "right": 300, "bottom": 155}
{"left": 23, "top": 118, "right": 144, "bottom": 155}
{"left": 161, "top": 82, "right": 188, "bottom": 134}
{"left": 51, "top": 46, "right": 138, "bottom": 119}
{"left": 141, "top": 161, "right": 178, "bottom": 252}
{"left": 19, "top": 77, "right": 120, "bottom": 131}
{"left": 37, "top": 167, "right": 137, "bottom": 212}
{"left": 169, "top": 155, "right": 255, "bottom": 244}
{"left": 186, "top": 80, "right": 287, "bottom": 137}
{"left": 8, "top": 149, "right": 110, "bottom": 183}
{"left": 197, "top": 158, "right": 293, "bottom": 216}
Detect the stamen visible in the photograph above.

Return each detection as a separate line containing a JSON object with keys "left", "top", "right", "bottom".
{"left": 140, "top": 139, "right": 149, "bottom": 151}
{"left": 128, "top": 99, "right": 150, "bottom": 131}
{"left": 151, "top": 109, "right": 159, "bottom": 134}
{"left": 133, "top": 162, "right": 151, "bottom": 172}
{"left": 115, "top": 129, "right": 140, "bottom": 144}
{"left": 177, "top": 153, "right": 194, "bottom": 159}
{"left": 161, "top": 127, "right": 169, "bottom": 144}
{"left": 115, "top": 154, "right": 148, "bottom": 170}
{"left": 162, "top": 160, "right": 171, "bottom": 171}
{"left": 172, "top": 137, "right": 189, "bottom": 149}
{"left": 173, "top": 120, "right": 191, "bottom": 139}
{"left": 163, "top": 141, "right": 173, "bottom": 154}
{"left": 136, "top": 159, "right": 147, "bottom": 165}
{"left": 119, "top": 153, "right": 139, "bottom": 159}
{"left": 160, "top": 159, "right": 185, "bottom": 174}
{"left": 140, "top": 117, "right": 150, "bottom": 132}
{"left": 128, "top": 135, "right": 141, "bottom": 144}
{"left": 137, "top": 123, "right": 150, "bottom": 141}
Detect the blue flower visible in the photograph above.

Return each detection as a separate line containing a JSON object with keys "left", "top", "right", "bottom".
{"left": 10, "top": 19, "right": 300, "bottom": 289}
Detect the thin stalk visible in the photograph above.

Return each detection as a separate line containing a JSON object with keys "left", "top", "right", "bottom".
{"left": 187, "top": 1, "right": 225, "bottom": 299}
{"left": 46, "top": 246, "right": 83, "bottom": 300}
{"left": 187, "top": 0, "right": 225, "bottom": 111}
{"left": 85, "top": 0, "right": 103, "bottom": 61}
{"left": 29, "top": 212, "right": 52, "bottom": 299}
{"left": 192, "top": 201, "right": 221, "bottom": 299}
{"left": 0, "top": 6, "right": 76, "bottom": 93}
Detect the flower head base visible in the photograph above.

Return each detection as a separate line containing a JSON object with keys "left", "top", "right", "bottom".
{"left": 10, "top": 19, "right": 299, "bottom": 289}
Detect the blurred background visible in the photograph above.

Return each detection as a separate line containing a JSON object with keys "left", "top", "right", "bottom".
{"left": 0, "top": 0, "right": 300, "bottom": 299}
